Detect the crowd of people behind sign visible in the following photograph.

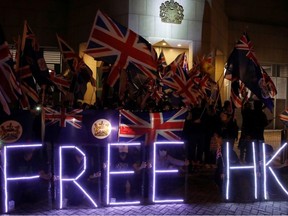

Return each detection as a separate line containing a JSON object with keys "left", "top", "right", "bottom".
{"left": 182, "top": 99, "right": 270, "bottom": 172}
{"left": 5, "top": 97, "right": 274, "bottom": 208}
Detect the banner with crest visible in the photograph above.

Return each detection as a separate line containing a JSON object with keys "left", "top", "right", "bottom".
{"left": 43, "top": 108, "right": 119, "bottom": 145}
{"left": 0, "top": 110, "right": 42, "bottom": 144}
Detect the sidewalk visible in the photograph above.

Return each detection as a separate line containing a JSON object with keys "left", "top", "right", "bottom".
{"left": 5, "top": 167, "right": 288, "bottom": 215}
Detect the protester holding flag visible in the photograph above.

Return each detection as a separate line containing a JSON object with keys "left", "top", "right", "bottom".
{"left": 238, "top": 100, "right": 254, "bottom": 163}
{"left": 224, "top": 32, "right": 277, "bottom": 164}
{"left": 218, "top": 100, "right": 239, "bottom": 150}
{"left": 13, "top": 21, "right": 60, "bottom": 110}
{"left": 56, "top": 34, "right": 96, "bottom": 107}
{"left": 224, "top": 32, "right": 276, "bottom": 112}
{"left": 19, "top": 21, "right": 53, "bottom": 106}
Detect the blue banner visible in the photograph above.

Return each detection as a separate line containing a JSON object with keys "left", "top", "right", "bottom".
{"left": 0, "top": 110, "right": 41, "bottom": 144}
{"left": 44, "top": 109, "right": 119, "bottom": 145}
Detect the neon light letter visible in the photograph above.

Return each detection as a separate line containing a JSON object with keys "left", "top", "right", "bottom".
{"left": 262, "top": 142, "right": 288, "bottom": 199}
{"left": 3, "top": 144, "right": 42, "bottom": 213}
{"left": 106, "top": 143, "right": 141, "bottom": 205}
{"left": 152, "top": 141, "right": 185, "bottom": 203}
{"left": 225, "top": 142, "right": 258, "bottom": 200}
{"left": 59, "top": 146, "right": 97, "bottom": 208}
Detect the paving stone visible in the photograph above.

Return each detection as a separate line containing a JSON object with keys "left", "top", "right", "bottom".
{"left": 5, "top": 165, "right": 288, "bottom": 215}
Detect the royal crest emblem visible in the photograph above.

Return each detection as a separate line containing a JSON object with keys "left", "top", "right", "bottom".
{"left": 91, "top": 119, "right": 112, "bottom": 139}
{"left": 0, "top": 120, "right": 23, "bottom": 143}
{"left": 160, "top": 0, "right": 184, "bottom": 24}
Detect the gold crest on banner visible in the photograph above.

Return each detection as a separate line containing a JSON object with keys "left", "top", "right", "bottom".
{"left": 0, "top": 120, "right": 23, "bottom": 143}
{"left": 91, "top": 119, "right": 112, "bottom": 139}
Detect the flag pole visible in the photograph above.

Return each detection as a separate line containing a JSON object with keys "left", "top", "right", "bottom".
{"left": 21, "top": 20, "right": 27, "bottom": 53}
{"left": 214, "top": 73, "right": 225, "bottom": 110}
{"left": 15, "top": 35, "right": 21, "bottom": 71}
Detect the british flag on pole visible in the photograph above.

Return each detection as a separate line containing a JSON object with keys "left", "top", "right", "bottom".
{"left": 162, "top": 67, "right": 201, "bottom": 106}
{"left": 224, "top": 32, "right": 276, "bottom": 112}
{"left": 85, "top": 10, "right": 157, "bottom": 87}
{"left": 56, "top": 34, "right": 96, "bottom": 101}
{"left": 20, "top": 21, "right": 50, "bottom": 87}
{"left": 49, "top": 69, "right": 71, "bottom": 90}
{"left": 119, "top": 108, "right": 188, "bottom": 145}
{"left": 161, "top": 54, "right": 201, "bottom": 106}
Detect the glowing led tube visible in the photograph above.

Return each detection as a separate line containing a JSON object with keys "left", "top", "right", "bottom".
{"left": 4, "top": 143, "right": 42, "bottom": 213}
{"left": 152, "top": 141, "right": 185, "bottom": 203}
{"left": 225, "top": 142, "right": 257, "bottom": 200}
{"left": 59, "top": 145, "right": 97, "bottom": 209}
{"left": 106, "top": 142, "right": 141, "bottom": 205}
{"left": 263, "top": 142, "right": 288, "bottom": 199}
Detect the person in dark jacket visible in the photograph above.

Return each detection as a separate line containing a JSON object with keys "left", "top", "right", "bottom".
{"left": 218, "top": 101, "right": 239, "bottom": 150}
{"left": 238, "top": 100, "right": 254, "bottom": 163}
{"left": 213, "top": 129, "right": 240, "bottom": 195}
{"left": 247, "top": 100, "right": 270, "bottom": 163}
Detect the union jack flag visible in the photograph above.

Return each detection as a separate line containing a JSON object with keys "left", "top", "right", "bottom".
{"left": 261, "top": 67, "right": 277, "bottom": 98}
{"left": 19, "top": 82, "right": 39, "bottom": 109}
{"left": 148, "top": 81, "right": 163, "bottom": 104}
{"left": 85, "top": 10, "right": 157, "bottom": 87}
{"left": 163, "top": 52, "right": 185, "bottom": 78}
{"left": 119, "top": 108, "right": 188, "bottom": 145}
{"left": 161, "top": 53, "right": 201, "bottom": 106}
{"left": 57, "top": 34, "right": 96, "bottom": 100}
{"left": 15, "top": 21, "right": 49, "bottom": 109}
{"left": 20, "top": 21, "right": 50, "bottom": 86}
{"left": 224, "top": 32, "right": 275, "bottom": 112}
{"left": 43, "top": 107, "right": 83, "bottom": 129}
{"left": 235, "top": 33, "right": 259, "bottom": 66}
{"left": 0, "top": 26, "right": 22, "bottom": 115}
{"left": 16, "top": 61, "right": 39, "bottom": 109}
{"left": 56, "top": 34, "right": 79, "bottom": 73}
{"left": 230, "top": 80, "right": 243, "bottom": 108}
{"left": 190, "top": 70, "right": 217, "bottom": 102}
{"left": 167, "top": 69, "right": 200, "bottom": 105}
{"left": 128, "top": 61, "right": 158, "bottom": 80}
{"left": 49, "top": 69, "right": 71, "bottom": 89}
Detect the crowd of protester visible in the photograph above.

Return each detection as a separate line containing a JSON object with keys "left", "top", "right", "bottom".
{"left": 4, "top": 92, "right": 277, "bottom": 208}
{"left": 182, "top": 98, "right": 272, "bottom": 173}
{"left": 74, "top": 94, "right": 273, "bottom": 174}
{"left": 180, "top": 98, "right": 277, "bottom": 196}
